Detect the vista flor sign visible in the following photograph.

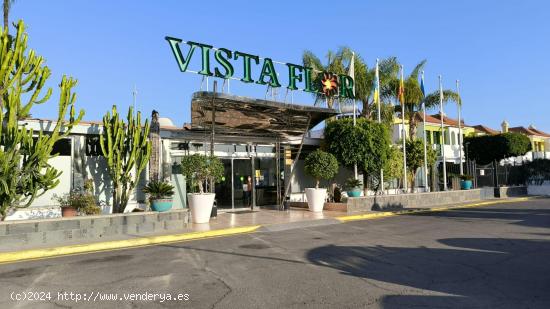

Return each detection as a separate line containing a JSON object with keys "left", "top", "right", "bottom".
{"left": 165, "top": 37, "right": 355, "bottom": 99}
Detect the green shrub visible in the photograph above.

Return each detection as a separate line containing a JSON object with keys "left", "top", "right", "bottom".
{"left": 52, "top": 190, "right": 99, "bottom": 215}
{"left": 465, "top": 133, "right": 531, "bottom": 164}
{"left": 304, "top": 150, "right": 339, "bottom": 188}
{"left": 524, "top": 159, "right": 550, "bottom": 185}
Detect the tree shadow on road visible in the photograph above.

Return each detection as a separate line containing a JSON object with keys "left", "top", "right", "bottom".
{"left": 410, "top": 204, "right": 550, "bottom": 229}
{"left": 306, "top": 237, "right": 550, "bottom": 308}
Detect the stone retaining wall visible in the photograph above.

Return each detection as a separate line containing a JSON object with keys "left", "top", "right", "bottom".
{"left": 0, "top": 210, "right": 189, "bottom": 249}
{"left": 527, "top": 185, "right": 550, "bottom": 196}
{"left": 346, "top": 188, "right": 497, "bottom": 214}
{"left": 494, "top": 186, "right": 528, "bottom": 198}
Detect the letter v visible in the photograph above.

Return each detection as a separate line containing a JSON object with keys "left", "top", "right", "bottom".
{"left": 165, "top": 36, "right": 196, "bottom": 72}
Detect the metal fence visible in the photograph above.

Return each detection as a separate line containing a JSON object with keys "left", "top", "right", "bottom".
{"left": 472, "top": 161, "right": 527, "bottom": 188}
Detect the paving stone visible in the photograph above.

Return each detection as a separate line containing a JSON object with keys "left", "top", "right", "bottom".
{"left": 7, "top": 222, "right": 38, "bottom": 235}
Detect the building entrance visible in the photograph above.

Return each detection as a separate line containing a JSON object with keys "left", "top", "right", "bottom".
{"left": 214, "top": 157, "right": 278, "bottom": 210}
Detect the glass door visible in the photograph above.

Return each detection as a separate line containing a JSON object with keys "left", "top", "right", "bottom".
{"left": 214, "top": 159, "right": 233, "bottom": 209}
{"left": 214, "top": 158, "right": 253, "bottom": 210}
{"left": 233, "top": 158, "right": 252, "bottom": 209}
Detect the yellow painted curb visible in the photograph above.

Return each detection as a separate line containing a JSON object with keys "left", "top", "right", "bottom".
{"left": 0, "top": 225, "right": 261, "bottom": 265}
{"left": 336, "top": 196, "right": 536, "bottom": 223}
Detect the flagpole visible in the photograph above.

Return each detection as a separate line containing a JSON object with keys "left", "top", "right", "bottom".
{"left": 351, "top": 52, "right": 358, "bottom": 180}
{"left": 456, "top": 79, "right": 464, "bottom": 175}
{"left": 401, "top": 65, "right": 408, "bottom": 193}
{"left": 439, "top": 75, "right": 447, "bottom": 191}
{"left": 421, "top": 71, "right": 429, "bottom": 192}
{"left": 376, "top": 58, "right": 384, "bottom": 194}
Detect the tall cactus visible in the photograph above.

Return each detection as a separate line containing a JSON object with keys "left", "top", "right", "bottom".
{"left": 0, "top": 20, "right": 84, "bottom": 220}
{"left": 100, "top": 105, "right": 151, "bottom": 213}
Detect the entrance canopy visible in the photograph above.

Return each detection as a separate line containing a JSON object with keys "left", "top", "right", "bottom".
{"left": 190, "top": 91, "right": 338, "bottom": 139}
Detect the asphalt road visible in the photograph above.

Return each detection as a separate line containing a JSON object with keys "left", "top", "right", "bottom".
{"left": 1, "top": 198, "right": 550, "bottom": 309}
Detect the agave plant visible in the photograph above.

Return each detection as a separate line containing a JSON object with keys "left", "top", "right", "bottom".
{"left": 142, "top": 181, "right": 175, "bottom": 200}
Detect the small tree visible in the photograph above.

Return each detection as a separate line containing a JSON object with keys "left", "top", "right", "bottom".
{"left": 304, "top": 149, "right": 339, "bottom": 189}
{"left": 100, "top": 105, "right": 151, "bottom": 213}
{"left": 405, "top": 138, "right": 437, "bottom": 190}
{"left": 180, "top": 154, "right": 224, "bottom": 194}
{"left": 0, "top": 21, "right": 84, "bottom": 220}
{"left": 382, "top": 146, "right": 404, "bottom": 188}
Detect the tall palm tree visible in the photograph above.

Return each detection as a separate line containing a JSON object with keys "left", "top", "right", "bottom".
{"left": 384, "top": 60, "right": 460, "bottom": 140}
{"left": 3, "top": 0, "right": 15, "bottom": 32}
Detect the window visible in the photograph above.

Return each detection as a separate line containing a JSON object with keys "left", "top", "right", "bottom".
{"left": 85, "top": 136, "right": 102, "bottom": 156}
{"left": 51, "top": 138, "right": 72, "bottom": 156}
{"left": 451, "top": 132, "right": 456, "bottom": 145}
{"left": 433, "top": 131, "right": 441, "bottom": 145}
{"left": 33, "top": 137, "right": 71, "bottom": 156}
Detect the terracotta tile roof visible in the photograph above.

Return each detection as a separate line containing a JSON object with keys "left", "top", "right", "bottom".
{"left": 414, "top": 113, "right": 471, "bottom": 127}
{"left": 473, "top": 125, "right": 499, "bottom": 135}
{"left": 509, "top": 126, "right": 550, "bottom": 138}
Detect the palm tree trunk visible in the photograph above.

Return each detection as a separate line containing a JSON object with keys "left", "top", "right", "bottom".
{"left": 409, "top": 113, "right": 417, "bottom": 140}
{"left": 3, "top": 0, "right": 8, "bottom": 32}
{"left": 361, "top": 100, "right": 370, "bottom": 118}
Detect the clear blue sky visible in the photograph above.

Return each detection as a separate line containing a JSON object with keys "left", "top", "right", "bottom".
{"left": 11, "top": 1, "right": 550, "bottom": 132}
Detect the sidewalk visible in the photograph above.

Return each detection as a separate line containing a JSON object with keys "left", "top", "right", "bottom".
{"left": 0, "top": 197, "right": 537, "bottom": 264}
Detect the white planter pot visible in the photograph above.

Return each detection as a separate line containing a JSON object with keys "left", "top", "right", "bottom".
{"left": 187, "top": 193, "right": 215, "bottom": 223}
{"left": 305, "top": 188, "right": 326, "bottom": 212}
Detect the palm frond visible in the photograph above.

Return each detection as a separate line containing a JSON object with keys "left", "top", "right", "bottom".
{"left": 423, "top": 89, "right": 460, "bottom": 110}
{"left": 409, "top": 59, "right": 427, "bottom": 80}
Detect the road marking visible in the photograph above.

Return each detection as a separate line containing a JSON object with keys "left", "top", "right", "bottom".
{"left": 336, "top": 197, "right": 535, "bottom": 223}
{"left": 0, "top": 225, "right": 261, "bottom": 265}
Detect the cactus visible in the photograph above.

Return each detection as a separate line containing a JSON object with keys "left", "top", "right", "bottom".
{"left": 0, "top": 20, "right": 84, "bottom": 220}
{"left": 100, "top": 105, "right": 151, "bottom": 213}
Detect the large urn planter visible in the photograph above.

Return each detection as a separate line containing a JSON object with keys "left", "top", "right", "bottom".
{"left": 303, "top": 150, "right": 339, "bottom": 213}
{"left": 188, "top": 193, "right": 216, "bottom": 223}
{"left": 305, "top": 188, "right": 326, "bottom": 212}
{"left": 150, "top": 199, "right": 173, "bottom": 212}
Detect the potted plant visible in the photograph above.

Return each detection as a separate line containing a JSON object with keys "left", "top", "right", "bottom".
{"left": 180, "top": 154, "right": 224, "bottom": 223}
{"left": 304, "top": 149, "right": 339, "bottom": 212}
{"left": 460, "top": 174, "right": 474, "bottom": 190}
{"left": 345, "top": 178, "right": 363, "bottom": 197}
{"left": 53, "top": 187, "right": 101, "bottom": 217}
{"left": 142, "top": 180, "right": 175, "bottom": 212}
{"left": 53, "top": 193, "right": 79, "bottom": 217}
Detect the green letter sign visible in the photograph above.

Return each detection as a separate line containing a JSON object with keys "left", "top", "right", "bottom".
{"left": 165, "top": 36, "right": 355, "bottom": 100}
{"left": 234, "top": 51, "right": 260, "bottom": 83}
{"left": 257, "top": 58, "right": 281, "bottom": 87}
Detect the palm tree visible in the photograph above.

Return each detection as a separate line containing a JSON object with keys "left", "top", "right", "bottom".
{"left": 384, "top": 60, "right": 460, "bottom": 140}
{"left": 302, "top": 48, "right": 399, "bottom": 124}
{"left": 302, "top": 48, "right": 350, "bottom": 109}
{"left": 3, "top": 0, "right": 14, "bottom": 32}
